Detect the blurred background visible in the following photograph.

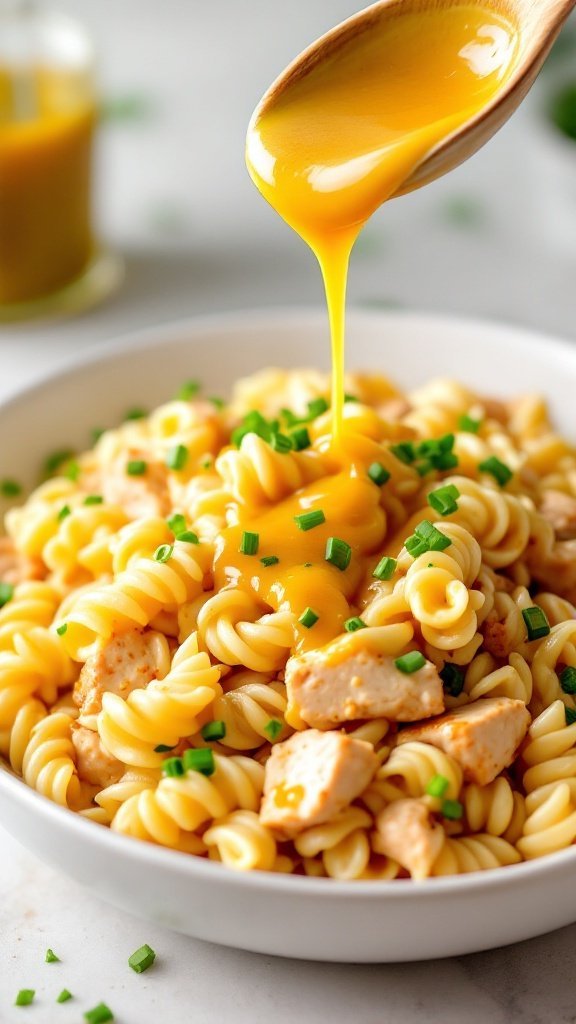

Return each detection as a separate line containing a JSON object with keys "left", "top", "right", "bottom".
{"left": 1, "top": 0, "right": 576, "bottom": 386}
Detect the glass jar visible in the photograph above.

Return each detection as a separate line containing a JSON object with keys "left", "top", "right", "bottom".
{"left": 0, "top": 1, "right": 122, "bottom": 321}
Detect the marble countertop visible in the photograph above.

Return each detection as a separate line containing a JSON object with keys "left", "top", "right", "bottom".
{"left": 2, "top": 2, "right": 576, "bottom": 1020}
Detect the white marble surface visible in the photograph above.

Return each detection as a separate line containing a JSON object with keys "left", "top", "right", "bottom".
{"left": 2, "top": 1, "right": 576, "bottom": 1020}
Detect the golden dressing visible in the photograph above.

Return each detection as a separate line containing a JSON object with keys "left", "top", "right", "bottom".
{"left": 246, "top": 3, "right": 519, "bottom": 438}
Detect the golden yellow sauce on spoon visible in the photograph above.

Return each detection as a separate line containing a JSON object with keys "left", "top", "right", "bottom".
{"left": 246, "top": 2, "right": 519, "bottom": 439}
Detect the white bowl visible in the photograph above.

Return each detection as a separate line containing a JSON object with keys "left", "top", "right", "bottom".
{"left": 2, "top": 308, "right": 576, "bottom": 963}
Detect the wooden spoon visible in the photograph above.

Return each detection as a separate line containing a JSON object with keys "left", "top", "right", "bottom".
{"left": 254, "top": 0, "right": 576, "bottom": 197}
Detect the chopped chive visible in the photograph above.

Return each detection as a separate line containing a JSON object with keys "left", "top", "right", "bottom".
{"left": 344, "top": 616, "right": 367, "bottom": 633}
{"left": 405, "top": 520, "right": 452, "bottom": 557}
{"left": 166, "top": 444, "right": 189, "bottom": 471}
{"left": 260, "top": 555, "right": 279, "bottom": 567}
{"left": 0, "top": 581, "right": 14, "bottom": 608}
{"left": 442, "top": 799, "right": 463, "bottom": 820}
{"left": 290, "top": 427, "right": 311, "bottom": 451}
{"left": 128, "top": 943, "right": 156, "bottom": 974}
{"left": 478, "top": 456, "right": 512, "bottom": 487}
{"left": 390, "top": 441, "right": 415, "bottom": 465}
{"left": 183, "top": 747, "right": 215, "bottom": 776}
{"left": 64, "top": 460, "right": 81, "bottom": 482}
{"left": 0, "top": 478, "right": 22, "bottom": 498}
{"left": 91, "top": 427, "right": 105, "bottom": 444}
{"left": 125, "top": 407, "right": 147, "bottom": 421}
{"left": 426, "top": 774, "right": 450, "bottom": 798}
{"left": 415, "top": 459, "right": 434, "bottom": 477}
{"left": 427, "top": 484, "right": 460, "bottom": 516}
{"left": 177, "top": 379, "right": 200, "bottom": 400}
{"left": 325, "top": 537, "right": 352, "bottom": 571}
{"left": 162, "top": 757, "right": 184, "bottom": 777}
{"left": 440, "top": 663, "right": 465, "bottom": 697}
{"left": 45, "top": 948, "right": 60, "bottom": 963}
{"left": 395, "top": 651, "right": 427, "bottom": 674}
{"left": 560, "top": 666, "right": 576, "bottom": 694}
{"left": 209, "top": 396, "right": 225, "bottom": 410}
{"left": 167, "top": 513, "right": 187, "bottom": 535}
{"left": 201, "top": 457, "right": 213, "bottom": 470}
{"left": 522, "top": 606, "right": 550, "bottom": 641}
{"left": 201, "top": 720, "right": 227, "bottom": 742}
{"left": 57, "top": 504, "right": 71, "bottom": 523}
{"left": 413, "top": 434, "right": 458, "bottom": 473}
{"left": 299, "top": 607, "right": 319, "bottom": 629}
{"left": 264, "top": 719, "right": 283, "bottom": 741}
{"left": 84, "top": 1004, "right": 114, "bottom": 1024}
{"left": 56, "top": 623, "right": 68, "bottom": 636}
{"left": 270, "top": 432, "right": 293, "bottom": 453}
{"left": 566, "top": 707, "right": 576, "bottom": 726}
{"left": 84, "top": 494, "right": 103, "bottom": 505}
{"left": 280, "top": 407, "right": 299, "bottom": 428}
{"left": 154, "top": 544, "right": 174, "bottom": 563}
{"left": 367, "top": 462, "right": 391, "bottom": 487}
{"left": 15, "top": 990, "right": 35, "bottom": 1006}
{"left": 176, "top": 530, "right": 199, "bottom": 544}
{"left": 126, "top": 459, "right": 147, "bottom": 476}
{"left": 344, "top": 392, "right": 359, "bottom": 403}
{"left": 373, "top": 556, "right": 396, "bottom": 581}
{"left": 44, "top": 449, "right": 74, "bottom": 475}
{"left": 232, "top": 410, "right": 272, "bottom": 447}
{"left": 294, "top": 509, "right": 325, "bottom": 531}
{"left": 307, "top": 397, "right": 329, "bottom": 419}
{"left": 154, "top": 744, "right": 176, "bottom": 753}
{"left": 458, "top": 413, "right": 482, "bottom": 434}
{"left": 56, "top": 990, "right": 72, "bottom": 1003}
{"left": 240, "top": 531, "right": 259, "bottom": 555}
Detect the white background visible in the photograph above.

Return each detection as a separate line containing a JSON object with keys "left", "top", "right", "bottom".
{"left": 1, "top": 2, "right": 576, "bottom": 1020}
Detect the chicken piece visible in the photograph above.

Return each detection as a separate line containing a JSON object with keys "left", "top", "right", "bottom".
{"left": 0, "top": 536, "right": 44, "bottom": 585}
{"left": 74, "top": 628, "right": 170, "bottom": 716}
{"left": 531, "top": 539, "right": 576, "bottom": 597}
{"left": 398, "top": 697, "right": 530, "bottom": 786}
{"left": 286, "top": 650, "right": 444, "bottom": 729}
{"left": 539, "top": 490, "right": 576, "bottom": 541}
{"left": 373, "top": 799, "right": 444, "bottom": 880}
{"left": 72, "top": 725, "right": 124, "bottom": 788}
{"left": 98, "top": 451, "right": 171, "bottom": 520}
{"left": 260, "top": 729, "right": 378, "bottom": 836}
{"left": 379, "top": 397, "right": 412, "bottom": 422}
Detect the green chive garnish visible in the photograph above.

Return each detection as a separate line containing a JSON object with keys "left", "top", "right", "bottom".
{"left": 177, "top": 379, "right": 200, "bottom": 400}
{"left": 260, "top": 555, "right": 279, "bottom": 567}
{"left": 56, "top": 990, "right": 72, "bottom": 1003}
{"left": 395, "top": 651, "right": 427, "bottom": 674}
{"left": 57, "top": 504, "right": 71, "bottom": 523}
{"left": 522, "top": 606, "right": 550, "bottom": 641}
{"left": 270, "top": 432, "right": 293, "bottom": 453}
{"left": 91, "top": 427, "right": 105, "bottom": 444}
{"left": 390, "top": 441, "right": 415, "bottom": 465}
{"left": 126, "top": 459, "right": 147, "bottom": 476}
{"left": 426, "top": 775, "right": 450, "bottom": 798}
{"left": 128, "top": 944, "right": 156, "bottom": 974}
{"left": 294, "top": 509, "right": 325, "bottom": 531}
{"left": 478, "top": 456, "right": 512, "bottom": 487}
{"left": 405, "top": 520, "right": 451, "bottom": 557}
{"left": 176, "top": 530, "right": 199, "bottom": 544}
{"left": 566, "top": 707, "right": 576, "bottom": 726}
{"left": 201, "top": 720, "right": 227, "bottom": 742}
{"left": 162, "top": 757, "right": 184, "bottom": 777}
{"left": 84, "top": 494, "right": 104, "bottom": 505}
{"left": 0, "top": 582, "right": 14, "bottom": 608}
{"left": 154, "top": 544, "right": 174, "bottom": 563}
{"left": 209, "top": 396, "right": 225, "bottom": 410}
{"left": 428, "top": 484, "right": 460, "bottom": 516}
{"left": 84, "top": 1004, "right": 114, "bottom": 1024}
{"left": 307, "top": 397, "right": 328, "bottom": 419}
{"left": 45, "top": 948, "right": 60, "bottom": 963}
{"left": 56, "top": 623, "right": 68, "bottom": 636}
{"left": 325, "top": 537, "right": 352, "bottom": 571}
{"left": 44, "top": 449, "right": 74, "bottom": 475}
{"left": 240, "top": 531, "right": 259, "bottom": 555}
{"left": 458, "top": 413, "right": 481, "bottom": 434}
{"left": 264, "top": 719, "right": 283, "bottom": 741}
{"left": 290, "top": 427, "right": 311, "bottom": 451}
{"left": 368, "top": 462, "right": 391, "bottom": 487}
{"left": 166, "top": 444, "right": 189, "bottom": 471}
{"left": 183, "top": 748, "right": 215, "bottom": 776}
{"left": 64, "top": 460, "right": 81, "bottom": 482}
{"left": 440, "top": 663, "right": 465, "bottom": 697}
{"left": 125, "top": 408, "right": 147, "bottom": 421}
{"left": 154, "top": 744, "right": 177, "bottom": 753}
{"left": 344, "top": 616, "right": 367, "bottom": 632}
{"left": 442, "top": 799, "right": 464, "bottom": 820}
{"left": 15, "top": 990, "right": 35, "bottom": 1006}
{"left": 560, "top": 666, "right": 576, "bottom": 694}
{"left": 299, "top": 607, "right": 319, "bottom": 629}
{"left": 373, "top": 556, "right": 396, "bottom": 581}
{"left": 344, "top": 392, "right": 359, "bottom": 403}
{"left": 0, "top": 478, "right": 22, "bottom": 497}
{"left": 167, "top": 512, "right": 187, "bottom": 535}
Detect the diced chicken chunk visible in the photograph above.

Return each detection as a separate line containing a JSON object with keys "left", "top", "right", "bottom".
{"left": 97, "top": 451, "right": 171, "bottom": 519}
{"left": 260, "top": 729, "right": 378, "bottom": 836}
{"left": 0, "top": 536, "right": 44, "bottom": 585}
{"left": 531, "top": 539, "right": 576, "bottom": 597}
{"left": 72, "top": 725, "right": 124, "bottom": 788}
{"left": 539, "top": 490, "right": 576, "bottom": 541}
{"left": 373, "top": 799, "right": 444, "bottom": 880}
{"left": 398, "top": 697, "right": 530, "bottom": 785}
{"left": 286, "top": 650, "right": 444, "bottom": 729}
{"left": 74, "top": 628, "right": 169, "bottom": 716}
